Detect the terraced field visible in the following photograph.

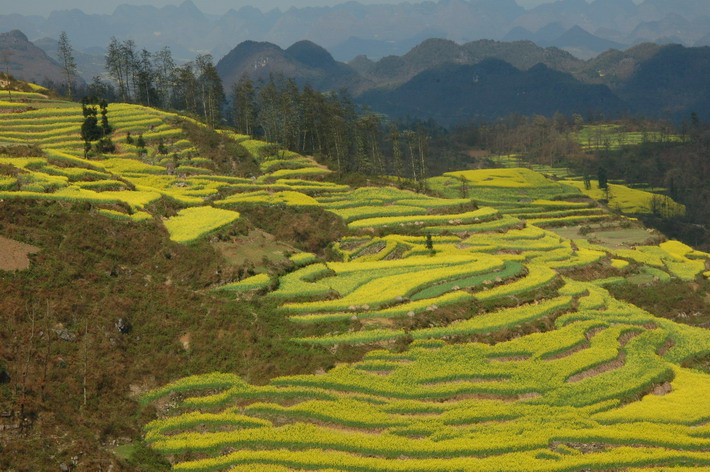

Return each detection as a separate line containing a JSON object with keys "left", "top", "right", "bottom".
{"left": 0, "top": 97, "right": 345, "bottom": 243}
{"left": 574, "top": 124, "right": 684, "bottom": 151}
{"left": 2, "top": 89, "right": 709, "bottom": 471}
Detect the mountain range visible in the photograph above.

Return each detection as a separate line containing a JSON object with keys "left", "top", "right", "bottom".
{"left": 4, "top": 22, "right": 709, "bottom": 125}
{"left": 215, "top": 36, "right": 710, "bottom": 124}
{"left": 1, "top": 0, "right": 709, "bottom": 67}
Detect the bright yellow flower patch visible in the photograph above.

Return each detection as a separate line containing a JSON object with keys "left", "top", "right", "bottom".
{"left": 163, "top": 206, "right": 240, "bottom": 244}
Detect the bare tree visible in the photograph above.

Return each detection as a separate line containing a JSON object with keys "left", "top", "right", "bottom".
{"left": 105, "top": 38, "right": 137, "bottom": 102}
{"left": 195, "top": 54, "right": 224, "bottom": 127}
{"left": 153, "top": 46, "right": 175, "bottom": 108}
{"left": 1, "top": 50, "right": 13, "bottom": 102}
{"left": 57, "top": 31, "right": 77, "bottom": 100}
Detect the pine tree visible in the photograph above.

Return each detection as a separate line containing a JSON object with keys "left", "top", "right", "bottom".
{"left": 80, "top": 98, "right": 102, "bottom": 157}
{"left": 136, "top": 49, "right": 156, "bottom": 106}
{"left": 136, "top": 134, "right": 146, "bottom": 156}
{"left": 597, "top": 166, "right": 608, "bottom": 190}
{"left": 105, "top": 38, "right": 137, "bottom": 102}
{"left": 403, "top": 130, "right": 418, "bottom": 181}
{"left": 416, "top": 126, "right": 429, "bottom": 180}
{"left": 99, "top": 100, "right": 112, "bottom": 137}
{"left": 173, "top": 64, "right": 198, "bottom": 113}
{"left": 426, "top": 232, "right": 434, "bottom": 254}
{"left": 257, "top": 77, "right": 280, "bottom": 142}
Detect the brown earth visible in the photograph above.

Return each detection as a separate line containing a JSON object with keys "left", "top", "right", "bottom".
{"left": 0, "top": 235, "right": 39, "bottom": 271}
{"left": 567, "top": 352, "right": 626, "bottom": 383}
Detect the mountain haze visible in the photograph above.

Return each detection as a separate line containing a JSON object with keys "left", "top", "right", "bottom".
{"left": 2, "top": 0, "right": 710, "bottom": 67}
{"left": 356, "top": 38, "right": 581, "bottom": 85}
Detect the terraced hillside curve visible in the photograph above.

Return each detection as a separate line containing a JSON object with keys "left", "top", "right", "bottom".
{"left": 1, "top": 86, "right": 708, "bottom": 472}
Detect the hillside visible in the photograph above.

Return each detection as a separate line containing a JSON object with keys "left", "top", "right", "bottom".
{"left": 359, "top": 59, "right": 628, "bottom": 125}
{"left": 0, "top": 30, "right": 76, "bottom": 87}
{"left": 364, "top": 42, "right": 710, "bottom": 122}
{"left": 5, "top": 23, "right": 710, "bottom": 123}
{"left": 0, "top": 86, "right": 709, "bottom": 471}
{"left": 32, "top": 36, "right": 106, "bottom": 83}
{"left": 618, "top": 44, "right": 710, "bottom": 119}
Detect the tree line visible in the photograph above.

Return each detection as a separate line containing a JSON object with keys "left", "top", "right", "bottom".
{"left": 103, "top": 38, "right": 224, "bottom": 128}
{"left": 231, "top": 75, "right": 429, "bottom": 179}
{"left": 51, "top": 33, "right": 431, "bottom": 180}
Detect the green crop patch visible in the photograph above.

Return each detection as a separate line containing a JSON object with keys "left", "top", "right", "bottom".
{"left": 164, "top": 207, "right": 241, "bottom": 244}
{"left": 563, "top": 180, "right": 685, "bottom": 216}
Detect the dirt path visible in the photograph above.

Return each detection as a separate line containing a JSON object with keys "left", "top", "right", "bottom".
{"left": 0, "top": 235, "right": 40, "bottom": 271}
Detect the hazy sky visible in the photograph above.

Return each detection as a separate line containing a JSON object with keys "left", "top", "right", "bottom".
{"left": 2, "top": 0, "right": 571, "bottom": 17}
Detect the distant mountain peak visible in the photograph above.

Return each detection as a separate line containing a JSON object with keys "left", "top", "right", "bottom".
{"left": 567, "top": 25, "right": 590, "bottom": 34}
{"left": 502, "top": 26, "right": 534, "bottom": 42}
{"left": 179, "top": 0, "right": 199, "bottom": 11}
{"left": 217, "top": 39, "right": 363, "bottom": 93}
{"left": 285, "top": 40, "right": 337, "bottom": 69}
{"left": 4, "top": 29, "right": 29, "bottom": 42}
{"left": 231, "top": 40, "right": 283, "bottom": 56}
{"left": 553, "top": 24, "right": 625, "bottom": 53}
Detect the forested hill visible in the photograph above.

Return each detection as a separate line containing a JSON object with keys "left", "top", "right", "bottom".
{"left": 358, "top": 59, "right": 628, "bottom": 125}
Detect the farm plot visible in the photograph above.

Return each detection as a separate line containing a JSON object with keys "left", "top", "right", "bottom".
{"left": 0, "top": 96, "right": 335, "bottom": 242}
{"left": 143, "top": 305, "right": 710, "bottom": 471}
{"left": 562, "top": 180, "right": 685, "bottom": 216}
{"left": 141, "top": 166, "right": 710, "bottom": 471}
{"left": 0, "top": 101, "right": 222, "bottom": 239}
{"left": 316, "top": 186, "right": 476, "bottom": 230}
{"left": 574, "top": 124, "right": 684, "bottom": 151}
{"left": 426, "top": 170, "right": 614, "bottom": 232}
{"left": 266, "top": 257, "right": 560, "bottom": 346}
{"left": 429, "top": 169, "right": 581, "bottom": 203}
{"left": 163, "top": 207, "right": 241, "bottom": 244}
{"left": 279, "top": 254, "right": 506, "bottom": 314}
